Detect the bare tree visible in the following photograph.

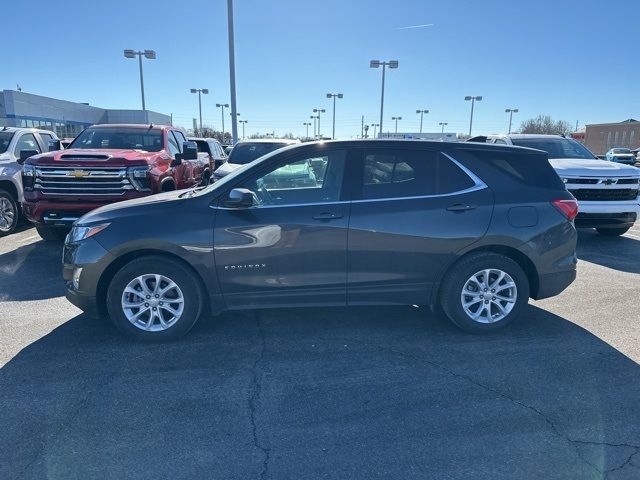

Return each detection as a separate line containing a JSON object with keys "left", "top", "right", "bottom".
{"left": 519, "top": 115, "right": 573, "bottom": 135}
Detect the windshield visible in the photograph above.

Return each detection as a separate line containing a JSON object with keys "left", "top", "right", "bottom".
{"left": 228, "top": 142, "right": 289, "bottom": 165}
{"left": 69, "top": 127, "right": 164, "bottom": 151}
{"left": 510, "top": 137, "right": 597, "bottom": 159}
{"left": 0, "top": 131, "right": 14, "bottom": 154}
{"left": 612, "top": 148, "right": 632, "bottom": 154}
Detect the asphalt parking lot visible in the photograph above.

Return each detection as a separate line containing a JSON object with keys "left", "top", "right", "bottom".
{"left": 1, "top": 224, "right": 639, "bottom": 480}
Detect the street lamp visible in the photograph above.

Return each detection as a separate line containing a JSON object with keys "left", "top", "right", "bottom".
{"left": 370, "top": 59, "right": 398, "bottom": 135}
{"left": 313, "top": 108, "right": 326, "bottom": 138}
{"left": 371, "top": 123, "right": 380, "bottom": 138}
{"left": 239, "top": 119, "right": 248, "bottom": 138}
{"left": 303, "top": 122, "right": 312, "bottom": 139}
{"left": 190, "top": 88, "right": 209, "bottom": 131}
{"left": 464, "top": 95, "right": 482, "bottom": 136}
{"left": 227, "top": 0, "right": 238, "bottom": 144}
{"left": 416, "top": 109, "right": 429, "bottom": 133}
{"left": 310, "top": 115, "right": 319, "bottom": 138}
{"left": 391, "top": 116, "right": 402, "bottom": 134}
{"left": 216, "top": 103, "right": 230, "bottom": 138}
{"left": 439, "top": 122, "right": 448, "bottom": 134}
{"left": 326, "top": 93, "right": 343, "bottom": 139}
{"left": 124, "top": 49, "right": 156, "bottom": 113}
{"left": 505, "top": 108, "right": 519, "bottom": 134}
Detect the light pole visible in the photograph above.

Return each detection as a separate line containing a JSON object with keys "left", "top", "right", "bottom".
{"left": 313, "top": 108, "right": 326, "bottom": 138}
{"left": 190, "top": 88, "right": 209, "bottom": 131}
{"left": 124, "top": 49, "right": 156, "bottom": 114}
{"left": 464, "top": 95, "right": 482, "bottom": 136}
{"left": 310, "top": 115, "right": 319, "bottom": 138}
{"left": 439, "top": 122, "right": 448, "bottom": 134}
{"left": 227, "top": 0, "right": 238, "bottom": 144}
{"left": 371, "top": 123, "right": 380, "bottom": 138}
{"left": 239, "top": 119, "right": 248, "bottom": 138}
{"left": 416, "top": 109, "right": 429, "bottom": 133}
{"left": 505, "top": 108, "right": 519, "bottom": 134}
{"left": 216, "top": 103, "right": 229, "bottom": 139}
{"left": 392, "top": 116, "right": 402, "bottom": 134}
{"left": 370, "top": 59, "right": 398, "bottom": 136}
{"left": 303, "top": 122, "right": 312, "bottom": 139}
{"left": 326, "top": 93, "right": 343, "bottom": 139}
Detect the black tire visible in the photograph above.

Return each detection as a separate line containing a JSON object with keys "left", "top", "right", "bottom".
{"left": 36, "top": 225, "right": 69, "bottom": 242}
{"left": 106, "top": 255, "right": 204, "bottom": 341}
{"left": 0, "top": 189, "right": 20, "bottom": 237}
{"left": 596, "top": 226, "right": 630, "bottom": 237}
{"left": 440, "top": 252, "right": 530, "bottom": 333}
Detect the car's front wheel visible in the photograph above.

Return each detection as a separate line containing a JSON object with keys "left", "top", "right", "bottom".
{"left": 106, "top": 256, "right": 204, "bottom": 341}
{"left": 0, "top": 189, "right": 19, "bottom": 237}
{"left": 596, "top": 226, "right": 630, "bottom": 236}
{"left": 440, "top": 252, "right": 530, "bottom": 333}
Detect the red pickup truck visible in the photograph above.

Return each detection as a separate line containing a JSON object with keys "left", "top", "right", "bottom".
{"left": 21, "top": 124, "right": 208, "bottom": 240}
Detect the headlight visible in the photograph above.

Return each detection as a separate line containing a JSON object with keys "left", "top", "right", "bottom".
{"left": 561, "top": 178, "right": 568, "bottom": 184}
{"left": 67, "top": 223, "right": 110, "bottom": 243}
{"left": 21, "top": 164, "right": 35, "bottom": 190}
{"left": 127, "top": 166, "right": 151, "bottom": 191}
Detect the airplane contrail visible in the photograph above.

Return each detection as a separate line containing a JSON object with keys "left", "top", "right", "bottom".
{"left": 396, "top": 23, "right": 434, "bottom": 30}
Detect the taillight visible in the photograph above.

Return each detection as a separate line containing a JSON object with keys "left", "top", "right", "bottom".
{"left": 552, "top": 198, "right": 578, "bottom": 220}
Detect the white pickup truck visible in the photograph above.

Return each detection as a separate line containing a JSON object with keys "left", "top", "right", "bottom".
{"left": 0, "top": 127, "right": 60, "bottom": 236}
{"left": 483, "top": 134, "right": 640, "bottom": 236}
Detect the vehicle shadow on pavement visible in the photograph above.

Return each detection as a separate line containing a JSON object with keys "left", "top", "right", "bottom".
{"left": 1, "top": 305, "right": 639, "bottom": 479}
{"left": 0, "top": 239, "right": 65, "bottom": 301}
{"left": 577, "top": 229, "right": 640, "bottom": 274}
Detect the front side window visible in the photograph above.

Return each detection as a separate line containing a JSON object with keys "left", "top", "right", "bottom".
{"left": 14, "top": 133, "right": 41, "bottom": 156}
{"left": 359, "top": 149, "right": 475, "bottom": 200}
{"left": 0, "top": 131, "right": 14, "bottom": 154}
{"left": 236, "top": 150, "right": 346, "bottom": 206}
{"left": 167, "top": 132, "right": 180, "bottom": 156}
{"left": 172, "top": 130, "right": 187, "bottom": 148}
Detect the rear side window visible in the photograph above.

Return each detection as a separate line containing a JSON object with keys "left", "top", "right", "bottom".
{"left": 358, "top": 149, "right": 476, "bottom": 200}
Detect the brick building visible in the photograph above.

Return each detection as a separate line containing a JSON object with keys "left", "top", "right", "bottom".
{"left": 584, "top": 119, "right": 640, "bottom": 155}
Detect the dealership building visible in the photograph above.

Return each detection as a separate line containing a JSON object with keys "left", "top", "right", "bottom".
{"left": 0, "top": 89, "right": 171, "bottom": 139}
{"left": 584, "top": 119, "right": 640, "bottom": 155}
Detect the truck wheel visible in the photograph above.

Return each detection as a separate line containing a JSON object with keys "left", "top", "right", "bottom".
{"left": 106, "top": 255, "right": 204, "bottom": 341}
{"left": 596, "top": 226, "right": 630, "bottom": 236}
{"left": 0, "top": 189, "right": 19, "bottom": 236}
{"left": 35, "top": 226, "right": 69, "bottom": 242}
{"left": 440, "top": 252, "right": 529, "bottom": 333}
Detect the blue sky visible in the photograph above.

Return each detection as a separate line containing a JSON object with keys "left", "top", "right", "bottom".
{"left": 5, "top": 0, "right": 640, "bottom": 138}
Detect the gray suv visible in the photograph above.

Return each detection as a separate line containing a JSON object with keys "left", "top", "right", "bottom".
{"left": 62, "top": 140, "right": 578, "bottom": 340}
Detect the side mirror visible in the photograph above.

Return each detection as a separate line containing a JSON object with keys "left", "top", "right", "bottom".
{"left": 48, "top": 139, "right": 61, "bottom": 152}
{"left": 171, "top": 153, "right": 183, "bottom": 167}
{"left": 225, "top": 188, "right": 256, "bottom": 208}
{"left": 18, "top": 149, "right": 39, "bottom": 165}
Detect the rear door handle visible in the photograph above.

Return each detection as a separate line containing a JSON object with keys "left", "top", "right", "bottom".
{"left": 447, "top": 204, "right": 477, "bottom": 212}
{"left": 313, "top": 212, "right": 343, "bottom": 220}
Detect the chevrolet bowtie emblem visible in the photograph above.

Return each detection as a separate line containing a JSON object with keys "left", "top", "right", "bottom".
{"left": 68, "top": 170, "right": 90, "bottom": 178}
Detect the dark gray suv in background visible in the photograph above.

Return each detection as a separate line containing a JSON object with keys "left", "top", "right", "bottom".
{"left": 62, "top": 140, "right": 578, "bottom": 340}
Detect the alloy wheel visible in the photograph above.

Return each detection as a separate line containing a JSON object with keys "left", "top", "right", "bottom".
{"left": 121, "top": 274, "right": 185, "bottom": 332}
{"left": 460, "top": 269, "right": 517, "bottom": 323}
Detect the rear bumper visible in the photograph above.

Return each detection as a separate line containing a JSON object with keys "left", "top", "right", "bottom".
{"left": 534, "top": 269, "right": 577, "bottom": 300}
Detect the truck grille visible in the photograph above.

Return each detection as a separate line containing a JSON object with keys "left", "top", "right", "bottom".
{"left": 34, "top": 166, "right": 135, "bottom": 196}
{"left": 568, "top": 188, "right": 639, "bottom": 201}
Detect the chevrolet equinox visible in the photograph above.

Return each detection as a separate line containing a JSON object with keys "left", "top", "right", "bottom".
{"left": 63, "top": 140, "right": 578, "bottom": 340}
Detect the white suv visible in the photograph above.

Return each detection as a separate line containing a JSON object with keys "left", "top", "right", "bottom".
{"left": 0, "top": 127, "right": 60, "bottom": 236}
{"left": 484, "top": 134, "right": 640, "bottom": 236}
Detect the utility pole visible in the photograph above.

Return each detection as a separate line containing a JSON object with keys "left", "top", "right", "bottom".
{"left": 369, "top": 60, "right": 399, "bottom": 136}
{"left": 227, "top": 0, "right": 238, "bottom": 144}
{"left": 361, "top": 115, "right": 364, "bottom": 138}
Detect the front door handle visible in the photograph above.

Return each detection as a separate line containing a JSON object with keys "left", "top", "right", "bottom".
{"left": 447, "top": 204, "right": 477, "bottom": 212}
{"left": 313, "top": 212, "right": 343, "bottom": 220}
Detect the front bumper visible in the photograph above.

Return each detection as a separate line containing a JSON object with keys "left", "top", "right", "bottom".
{"left": 63, "top": 236, "right": 115, "bottom": 317}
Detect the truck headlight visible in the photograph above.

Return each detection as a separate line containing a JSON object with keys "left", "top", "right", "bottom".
{"left": 127, "top": 166, "right": 152, "bottom": 191}
{"left": 21, "top": 164, "right": 35, "bottom": 190}
{"left": 67, "top": 223, "right": 110, "bottom": 243}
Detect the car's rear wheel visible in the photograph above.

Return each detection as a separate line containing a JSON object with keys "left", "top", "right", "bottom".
{"left": 106, "top": 256, "right": 203, "bottom": 341}
{"left": 596, "top": 226, "right": 630, "bottom": 237}
{"left": 0, "top": 189, "right": 19, "bottom": 237}
{"left": 36, "top": 225, "right": 69, "bottom": 242}
{"left": 440, "top": 252, "right": 529, "bottom": 333}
